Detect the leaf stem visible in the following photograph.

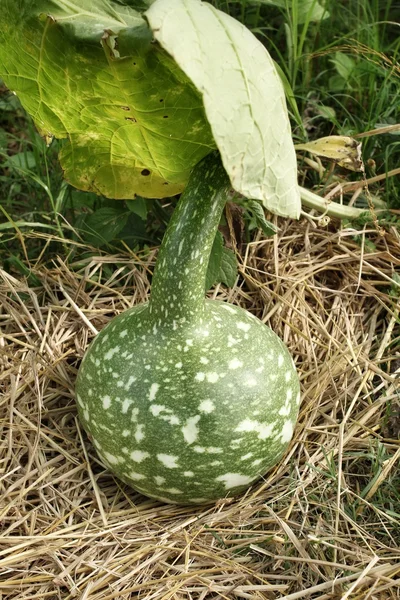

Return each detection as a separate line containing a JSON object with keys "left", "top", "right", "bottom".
{"left": 299, "top": 185, "right": 382, "bottom": 220}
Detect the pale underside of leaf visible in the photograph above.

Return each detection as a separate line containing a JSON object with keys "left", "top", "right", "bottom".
{"left": 0, "top": 0, "right": 215, "bottom": 199}
{"left": 146, "top": 0, "right": 301, "bottom": 218}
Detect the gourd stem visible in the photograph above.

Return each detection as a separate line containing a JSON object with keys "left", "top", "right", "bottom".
{"left": 149, "top": 153, "right": 230, "bottom": 325}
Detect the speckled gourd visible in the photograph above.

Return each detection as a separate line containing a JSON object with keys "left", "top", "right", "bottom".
{"left": 76, "top": 154, "right": 300, "bottom": 504}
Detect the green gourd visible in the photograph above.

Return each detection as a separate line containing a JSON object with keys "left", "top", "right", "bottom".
{"left": 76, "top": 153, "right": 300, "bottom": 504}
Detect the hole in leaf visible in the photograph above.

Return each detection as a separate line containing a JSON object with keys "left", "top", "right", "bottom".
{"left": 159, "top": 99, "right": 164, "bottom": 102}
{"left": 141, "top": 169, "right": 151, "bottom": 176}
{"left": 163, "top": 115, "right": 168, "bottom": 119}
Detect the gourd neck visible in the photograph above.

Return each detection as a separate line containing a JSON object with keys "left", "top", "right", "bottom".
{"left": 149, "top": 153, "right": 231, "bottom": 325}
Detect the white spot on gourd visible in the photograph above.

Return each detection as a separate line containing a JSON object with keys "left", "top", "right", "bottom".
{"left": 104, "top": 452, "right": 119, "bottom": 465}
{"left": 206, "top": 372, "right": 219, "bottom": 383}
{"left": 199, "top": 399, "right": 215, "bottom": 413}
{"left": 181, "top": 415, "right": 201, "bottom": 444}
{"left": 228, "top": 358, "right": 243, "bottom": 370}
{"left": 184, "top": 471, "right": 194, "bottom": 477}
{"left": 157, "top": 454, "right": 179, "bottom": 469}
{"left": 154, "top": 476, "right": 166, "bottom": 485}
{"left": 119, "top": 330, "right": 128, "bottom": 338}
{"left": 241, "top": 452, "right": 253, "bottom": 461}
{"left": 195, "top": 372, "right": 205, "bottom": 382}
{"left": 278, "top": 354, "right": 284, "bottom": 367}
{"left": 216, "top": 473, "right": 255, "bottom": 489}
{"left": 149, "top": 383, "right": 160, "bottom": 401}
{"left": 279, "top": 403, "right": 291, "bottom": 417}
{"left": 221, "top": 304, "right": 236, "bottom": 314}
{"left": 104, "top": 346, "right": 120, "bottom": 360}
{"left": 130, "top": 450, "right": 150, "bottom": 463}
{"left": 236, "top": 322, "right": 251, "bottom": 332}
{"left": 150, "top": 404, "right": 166, "bottom": 417}
{"left": 134, "top": 424, "right": 145, "bottom": 443}
{"left": 125, "top": 375, "right": 136, "bottom": 390}
{"left": 235, "top": 419, "right": 274, "bottom": 440}
{"left": 200, "top": 357, "right": 209, "bottom": 365}
{"left": 122, "top": 398, "right": 134, "bottom": 414}
{"left": 129, "top": 471, "right": 146, "bottom": 481}
{"left": 102, "top": 395, "right": 111, "bottom": 410}
{"left": 280, "top": 420, "right": 294, "bottom": 444}
{"left": 164, "top": 488, "right": 183, "bottom": 494}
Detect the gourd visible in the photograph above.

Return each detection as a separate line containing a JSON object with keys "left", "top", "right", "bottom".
{"left": 0, "top": 0, "right": 301, "bottom": 504}
{"left": 76, "top": 153, "right": 300, "bottom": 505}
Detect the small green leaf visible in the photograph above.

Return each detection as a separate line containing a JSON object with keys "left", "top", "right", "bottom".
{"left": 247, "top": 200, "right": 277, "bottom": 237}
{"left": 205, "top": 231, "right": 223, "bottom": 290}
{"left": 219, "top": 247, "right": 237, "bottom": 288}
{"left": 205, "top": 232, "right": 238, "bottom": 289}
{"left": 67, "top": 190, "right": 98, "bottom": 210}
{"left": 0, "top": 128, "right": 8, "bottom": 150}
{"left": 126, "top": 197, "right": 148, "bottom": 221}
{"left": 330, "top": 52, "right": 356, "bottom": 84}
{"left": 0, "top": 94, "right": 21, "bottom": 112}
{"left": 5, "top": 151, "right": 37, "bottom": 170}
{"left": 81, "top": 207, "right": 129, "bottom": 246}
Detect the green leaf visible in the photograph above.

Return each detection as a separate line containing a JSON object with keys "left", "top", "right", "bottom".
{"left": 126, "top": 197, "right": 148, "bottom": 221}
{"left": 5, "top": 151, "right": 37, "bottom": 170}
{"left": 67, "top": 191, "right": 98, "bottom": 210}
{"left": 219, "top": 247, "right": 237, "bottom": 288}
{"left": 0, "top": 0, "right": 215, "bottom": 199}
{"left": 0, "top": 129, "right": 8, "bottom": 151}
{"left": 330, "top": 52, "right": 357, "bottom": 84}
{"left": 81, "top": 207, "right": 129, "bottom": 246}
{"left": 146, "top": 0, "right": 300, "bottom": 219}
{"left": 247, "top": 200, "right": 277, "bottom": 237}
{"left": 205, "top": 231, "right": 223, "bottom": 291}
{"left": 205, "top": 231, "right": 237, "bottom": 290}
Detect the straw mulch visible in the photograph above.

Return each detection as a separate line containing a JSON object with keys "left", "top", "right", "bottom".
{"left": 1, "top": 215, "right": 400, "bottom": 599}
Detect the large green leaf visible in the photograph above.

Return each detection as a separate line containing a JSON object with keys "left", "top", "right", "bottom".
{"left": 0, "top": 0, "right": 215, "bottom": 198}
{"left": 146, "top": 0, "right": 300, "bottom": 218}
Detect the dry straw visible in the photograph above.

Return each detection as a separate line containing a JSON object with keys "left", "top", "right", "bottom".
{"left": 1, "top": 215, "right": 400, "bottom": 599}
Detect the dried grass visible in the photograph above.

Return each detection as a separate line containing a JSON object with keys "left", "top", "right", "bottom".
{"left": 1, "top": 217, "right": 400, "bottom": 599}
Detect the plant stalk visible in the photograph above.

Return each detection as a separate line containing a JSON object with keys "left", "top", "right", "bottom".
{"left": 149, "top": 153, "right": 230, "bottom": 323}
